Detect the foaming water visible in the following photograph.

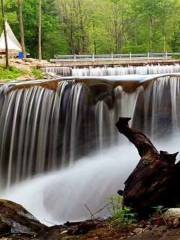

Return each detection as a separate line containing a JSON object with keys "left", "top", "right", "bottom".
{"left": 2, "top": 135, "right": 180, "bottom": 226}
{"left": 2, "top": 143, "right": 138, "bottom": 225}
{"left": 72, "top": 64, "right": 180, "bottom": 77}
{"left": 42, "top": 64, "right": 180, "bottom": 77}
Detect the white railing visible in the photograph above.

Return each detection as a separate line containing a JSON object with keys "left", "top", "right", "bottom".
{"left": 50, "top": 52, "right": 180, "bottom": 63}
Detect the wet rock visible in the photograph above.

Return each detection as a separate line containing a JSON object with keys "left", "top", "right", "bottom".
{"left": 0, "top": 199, "right": 46, "bottom": 236}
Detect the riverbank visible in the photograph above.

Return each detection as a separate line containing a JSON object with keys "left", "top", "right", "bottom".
{"left": 0, "top": 59, "right": 46, "bottom": 83}
{"left": 1, "top": 218, "right": 180, "bottom": 240}
{"left": 0, "top": 199, "right": 180, "bottom": 240}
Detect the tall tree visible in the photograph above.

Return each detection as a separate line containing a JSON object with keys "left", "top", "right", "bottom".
{"left": 1, "top": 0, "right": 9, "bottom": 68}
{"left": 2, "top": 0, "right": 180, "bottom": 57}
{"left": 18, "top": 0, "right": 26, "bottom": 56}
{"left": 58, "top": 0, "right": 90, "bottom": 54}
{"left": 38, "top": 0, "right": 42, "bottom": 60}
{"left": 110, "top": 0, "right": 131, "bottom": 53}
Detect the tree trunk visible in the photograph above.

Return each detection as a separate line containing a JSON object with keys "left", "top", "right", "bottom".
{"left": 18, "top": 0, "right": 26, "bottom": 57}
{"left": 116, "top": 117, "right": 180, "bottom": 217}
{"left": 1, "top": 0, "right": 9, "bottom": 68}
{"left": 38, "top": 0, "right": 42, "bottom": 61}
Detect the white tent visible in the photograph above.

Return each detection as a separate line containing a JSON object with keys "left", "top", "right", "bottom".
{"left": 0, "top": 21, "right": 22, "bottom": 54}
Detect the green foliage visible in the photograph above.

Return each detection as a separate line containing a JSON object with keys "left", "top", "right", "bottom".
{"left": 0, "top": 66, "right": 26, "bottom": 81}
{"left": 0, "top": 66, "right": 44, "bottom": 81}
{"left": 32, "top": 68, "right": 44, "bottom": 79}
{"left": 1, "top": 0, "right": 180, "bottom": 58}
{"left": 109, "top": 196, "right": 137, "bottom": 229}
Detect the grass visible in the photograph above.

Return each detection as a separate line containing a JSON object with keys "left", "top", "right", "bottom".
{"left": 109, "top": 196, "right": 137, "bottom": 230}
{"left": 0, "top": 65, "right": 26, "bottom": 81}
{"left": 0, "top": 65, "right": 45, "bottom": 82}
{"left": 32, "top": 68, "right": 44, "bottom": 79}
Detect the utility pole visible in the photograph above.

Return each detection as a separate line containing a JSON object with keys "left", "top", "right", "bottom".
{"left": 38, "top": 0, "right": 42, "bottom": 61}
{"left": 1, "top": 0, "right": 9, "bottom": 68}
{"left": 18, "top": 0, "right": 26, "bottom": 57}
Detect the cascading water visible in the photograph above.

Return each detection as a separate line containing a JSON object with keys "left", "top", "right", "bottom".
{"left": 42, "top": 66, "right": 72, "bottom": 77}
{"left": 142, "top": 75, "right": 180, "bottom": 138}
{"left": 0, "top": 81, "right": 91, "bottom": 185}
{"left": 42, "top": 64, "right": 180, "bottom": 77}
{"left": 1, "top": 73, "right": 180, "bottom": 224}
{"left": 72, "top": 64, "right": 180, "bottom": 77}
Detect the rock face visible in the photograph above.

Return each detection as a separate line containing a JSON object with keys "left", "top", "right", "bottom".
{"left": 0, "top": 199, "right": 46, "bottom": 237}
{"left": 116, "top": 117, "right": 180, "bottom": 216}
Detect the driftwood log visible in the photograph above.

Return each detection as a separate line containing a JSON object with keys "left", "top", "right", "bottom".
{"left": 116, "top": 117, "right": 180, "bottom": 216}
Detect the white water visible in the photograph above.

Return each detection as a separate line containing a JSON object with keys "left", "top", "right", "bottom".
{"left": 42, "top": 66, "right": 72, "bottom": 77}
{"left": 2, "top": 143, "right": 138, "bottom": 226}
{"left": 72, "top": 64, "right": 180, "bottom": 77}
{"left": 42, "top": 64, "right": 180, "bottom": 77}
{"left": 2, "top": 134, "right": 180, "bottom": 226}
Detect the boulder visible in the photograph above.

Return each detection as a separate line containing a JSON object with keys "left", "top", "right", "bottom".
{"left": 0, "top": 199, "right": 46, "bottom": 236}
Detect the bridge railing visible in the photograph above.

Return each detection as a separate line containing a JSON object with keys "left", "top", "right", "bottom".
{"left": 51, "top": 52, "right": 180, "bottom": 63}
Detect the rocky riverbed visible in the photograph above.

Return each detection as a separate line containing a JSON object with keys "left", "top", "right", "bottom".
{"left": 0, "top": 199, "right": 180, "bottom": 240}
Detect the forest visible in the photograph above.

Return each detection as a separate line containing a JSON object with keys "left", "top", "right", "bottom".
{"left": 1, "top": 0, "right": 180, "bottom": 59}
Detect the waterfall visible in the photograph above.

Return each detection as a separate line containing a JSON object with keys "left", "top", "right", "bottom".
{"left": 95, "top": 101, "right": 114, "bottom": 149}
{"left": 42, "top": 66, "right": 72, "bottom": 77}
{"left": 0, "top": 72, "right": 180, "bottom": 225}
{"left": 0, "top": 81, "right": 88, "bottom": 185}
{"left": 142, "top": 76, "right": 180, "bottom": 138}
{"left": 0, "top": 74, "right": 180, "bottom": 188}
{"left": 42, "top": 64, "right": 180, "bottom": 77}
{"left": 114, "top": 86, "right": 143, "bottom": 121}
{"left": 72, "top": 64, "right": 180, "bottom": 77}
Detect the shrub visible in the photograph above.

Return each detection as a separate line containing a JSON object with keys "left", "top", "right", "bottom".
{"left": 109, "top": 196, "right": 137, "bottom": 229}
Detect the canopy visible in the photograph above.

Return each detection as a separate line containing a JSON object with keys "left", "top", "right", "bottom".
{"left": 0, "top": 21, "right": 22, "bottom": 53}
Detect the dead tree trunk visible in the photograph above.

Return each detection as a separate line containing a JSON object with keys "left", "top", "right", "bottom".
{"left": 116, "top": 117, "right": 180, "bottom": 216}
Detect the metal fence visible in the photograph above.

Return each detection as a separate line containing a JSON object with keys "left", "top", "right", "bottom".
{"left": 51, "top": 52, "right": 180, "bottom": 63}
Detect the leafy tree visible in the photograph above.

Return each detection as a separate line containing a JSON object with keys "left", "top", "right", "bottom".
{"left": 1, "top": 0, "right": 180, "bottom": 58}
